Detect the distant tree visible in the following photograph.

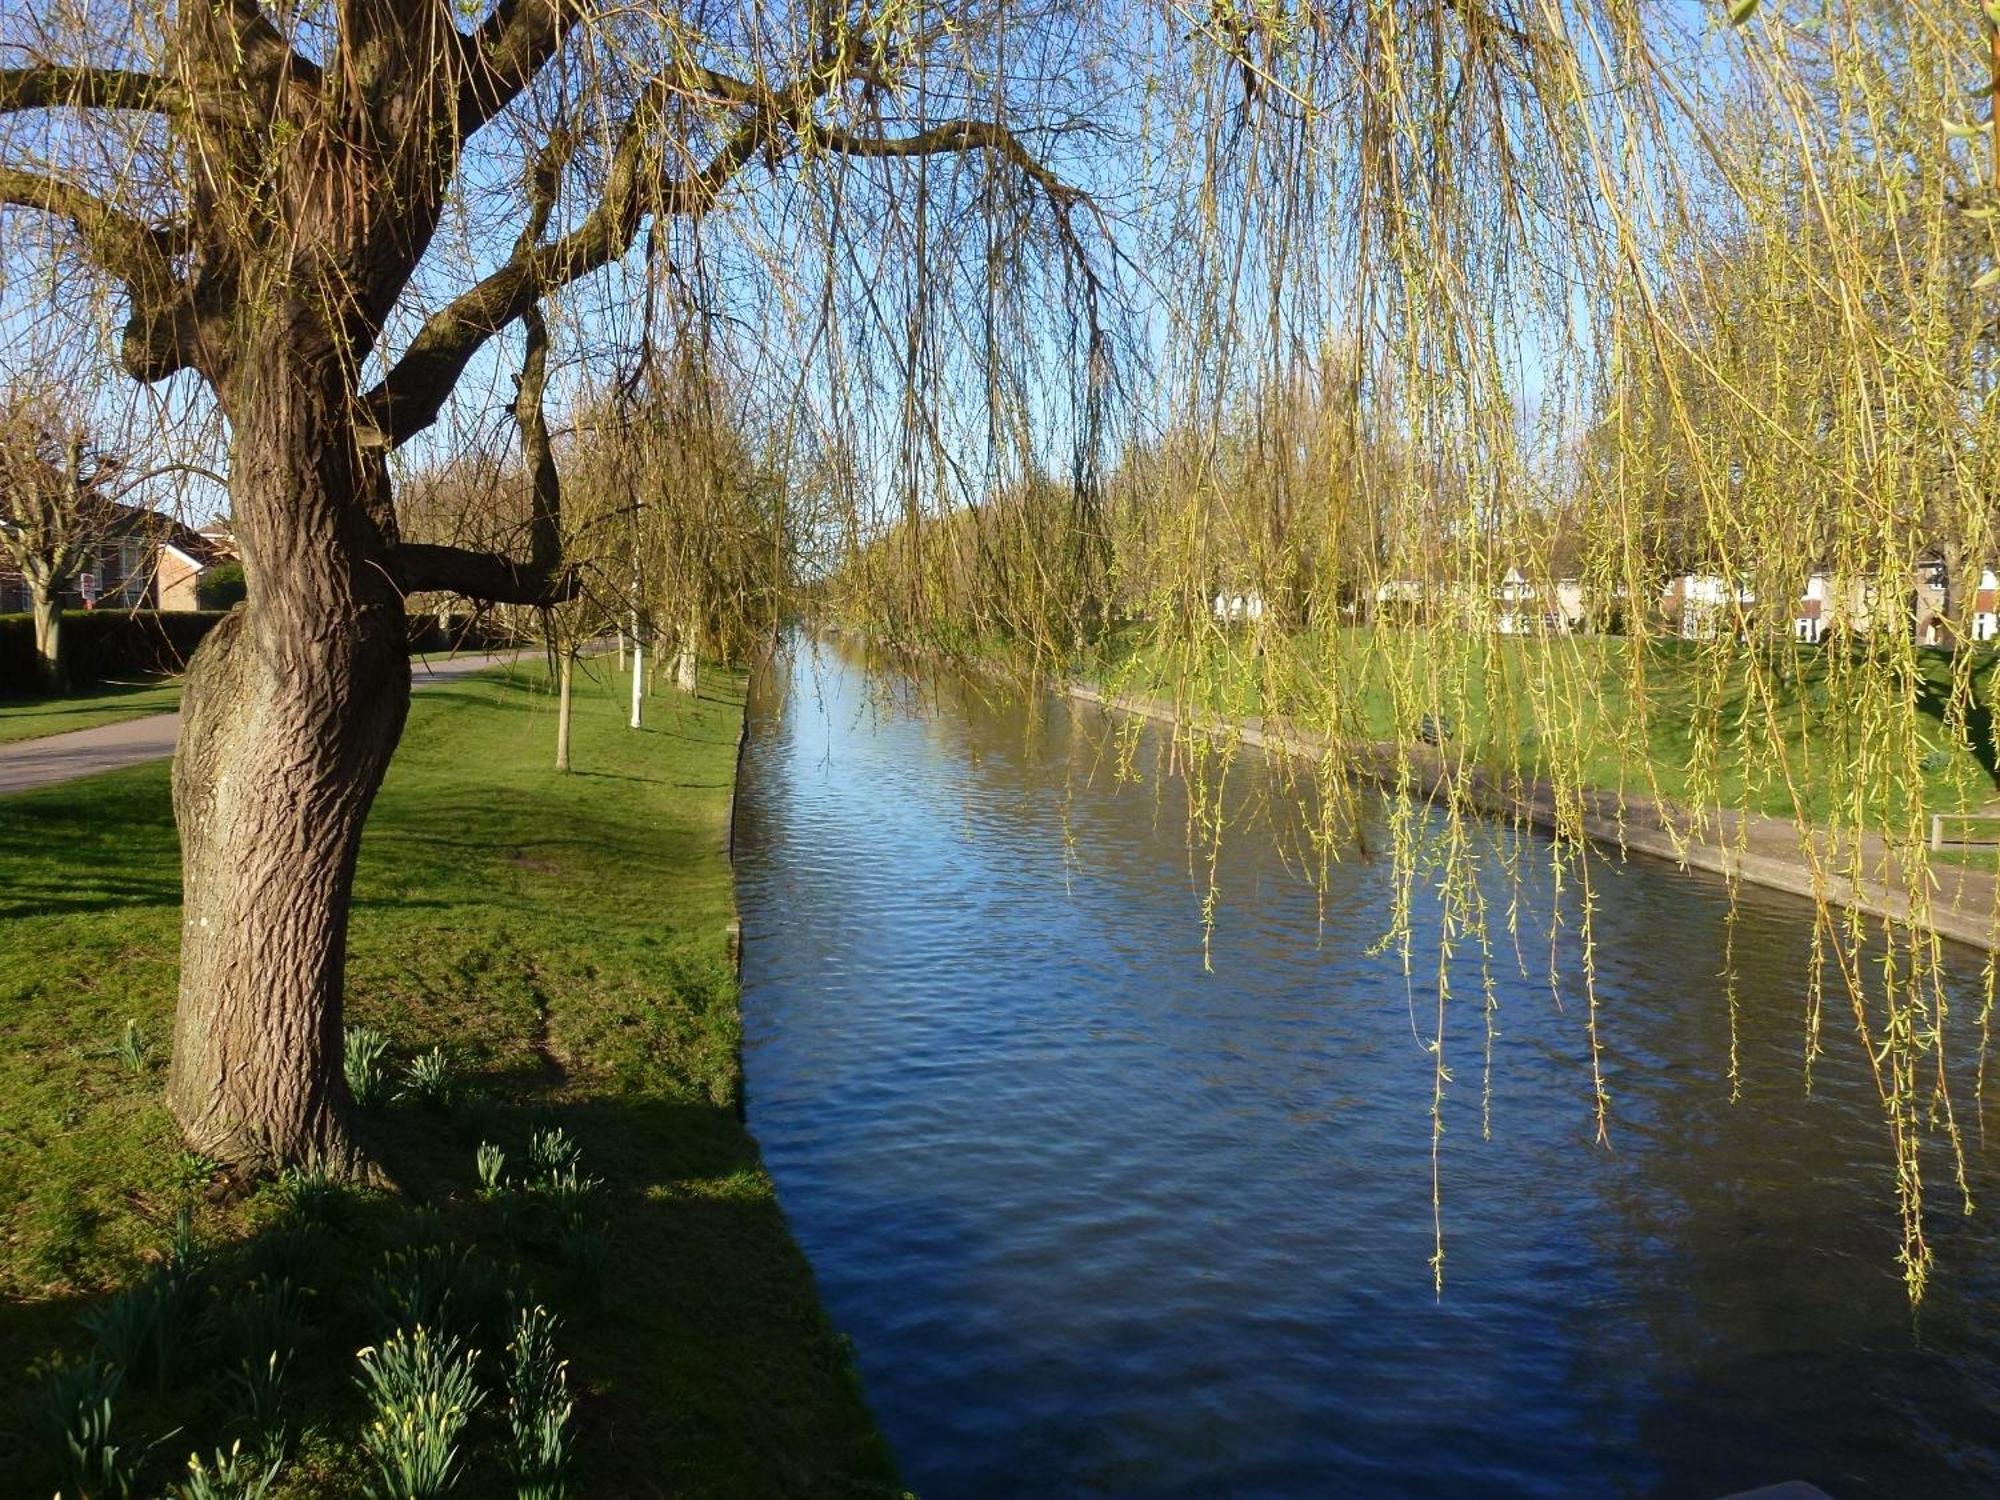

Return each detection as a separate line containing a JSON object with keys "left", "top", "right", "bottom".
{"left": 0, "top": 392, "right": 123, "bottom": 691}
{"left": 195, "top": 558, "right": 245, "bottom": 611}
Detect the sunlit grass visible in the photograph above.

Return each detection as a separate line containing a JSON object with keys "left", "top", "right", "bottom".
{"left": 1096, "top": 627, "right": 2000, "bottom": 829}
{"left": 0, "top": 675, "right": 182, "bottom": 743}
{"left": 0, "top": 658, "right": 895, "bottom": 1497}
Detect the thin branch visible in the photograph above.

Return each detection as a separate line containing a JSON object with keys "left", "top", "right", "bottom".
{"left": 367, "top": 99, "right": 1092, "bottom": 449}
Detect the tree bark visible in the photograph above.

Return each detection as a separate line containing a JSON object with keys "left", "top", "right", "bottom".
{"left": 166, "top": 331, "right": 410, "bottom": 1173}
{"left": 555, "top": 647, "right": 574, "bottom": 772}
{"left": 28, "top": 575, "right": 64, "bottom": 693}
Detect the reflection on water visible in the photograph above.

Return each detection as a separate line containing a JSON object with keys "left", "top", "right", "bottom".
{"left": 733, "top": 638, "right": 2000, "bottom": 1500}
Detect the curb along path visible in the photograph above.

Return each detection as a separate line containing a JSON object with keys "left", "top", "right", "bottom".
{"left": 1067, "top": 683, "right": 2000, "bottom": 958}
{"left": 0, "top": 650, "right": 532, "bottom": 798}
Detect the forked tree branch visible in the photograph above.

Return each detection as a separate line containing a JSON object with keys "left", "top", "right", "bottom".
{"left": 365, "top": 101, "right": 1089, "bottom": 449}
{"left": 456, "top": 0, "right": 583, "bottom": 137}
{"left": 196, "top": 0, "right": 324, "bottom": 100}
{"left": 0, "top": 165, "right": 200, "bottom": 379}
{"left": 360, "top": 105, "right": 770, "bottom": 447}
{"left": 0, "top": 166, "right": 183, "bottom": 275}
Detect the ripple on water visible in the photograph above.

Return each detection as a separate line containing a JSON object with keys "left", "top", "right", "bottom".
{"left": 735, "top": 639, "right": 2000, "bottom": 1500}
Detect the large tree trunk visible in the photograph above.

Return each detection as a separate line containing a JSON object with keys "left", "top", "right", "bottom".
{"left": 28, "top": 575, "right": 64, "bottom": 693}
{"left": 167, "top": 333, "right": 411, "bottom": 1173}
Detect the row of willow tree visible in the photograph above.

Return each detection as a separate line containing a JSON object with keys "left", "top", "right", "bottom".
{"left": 395, "top": 342, "right": 798, "bottom": 769}
{"left": 828, "top": 1, "right": 2000, "bottom": 1298}
{"left": 2, "top": 0, "right": 1998, "bottom": 1297}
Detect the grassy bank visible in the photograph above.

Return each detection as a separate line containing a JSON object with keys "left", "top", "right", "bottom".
{"left": 0, "top": 675, "right": 183, "bottom": 743}
{"left": 0, "top": 658, "right": 897, "bottom": 1497}
{"left": 1093, "top": 628, "right": 2000, "bottom": 829}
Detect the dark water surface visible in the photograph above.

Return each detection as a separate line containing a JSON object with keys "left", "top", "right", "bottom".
{"left": 733, "top": 639, "right": 2000, "bottom": 1500}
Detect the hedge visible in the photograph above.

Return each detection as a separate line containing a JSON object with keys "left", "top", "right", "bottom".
{"left": 2, "top": 609, "right": 529, "bottom": 696}
{"left": 0, "top": 610, "right": 229, "bottom": 696}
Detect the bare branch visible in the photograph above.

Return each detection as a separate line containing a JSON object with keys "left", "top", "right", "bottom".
{"left": 367, "top": 89, "right": 1092, "bottom": 449}
{"left": 0, "top": 66, "right": 178, "bottom": 115}
{"left": 456, "top": 0, "right": 581, "bottom": 138}
{"left": 0, "top": 166, "right": 200, "bottom": 380}
{"left": 392, "top": 539, "right": 576, "bottom": 604}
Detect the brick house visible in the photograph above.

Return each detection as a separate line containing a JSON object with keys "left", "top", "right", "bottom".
{"left": 0, "top": 503, "right": 231, "bottom": 614}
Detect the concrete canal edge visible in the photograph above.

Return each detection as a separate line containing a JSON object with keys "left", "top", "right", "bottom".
{"left": 1066, "top": 682, "right": 1998, "bottom": 960}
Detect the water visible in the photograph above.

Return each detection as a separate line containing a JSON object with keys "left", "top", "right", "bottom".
{"left": 733, "top": 638, "right": 2000, "bottom": 1500}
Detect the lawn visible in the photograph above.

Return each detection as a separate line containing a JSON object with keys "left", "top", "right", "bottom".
{"left": 0, "top": 657, "right": 898, "bottom": 1498}
{"left": 0, "top": 675, "right": 183, "bottom": 743}
{"left": 1091, "top": 627, "right": 2000, "bottom": 831}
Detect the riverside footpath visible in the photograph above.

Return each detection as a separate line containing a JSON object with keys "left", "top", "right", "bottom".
{"left": 1068, "top": 683, "right": 2000, "bottom": 956}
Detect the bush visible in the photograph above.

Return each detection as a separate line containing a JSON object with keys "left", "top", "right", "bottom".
{"left": 196, "top": 562, "right": 247, "bottom": 611}
{"left": 0, "top": 609, "right": 229, "bottom": 695}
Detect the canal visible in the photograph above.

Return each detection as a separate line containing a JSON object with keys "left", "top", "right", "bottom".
{"left": 733, "top": 637, "right": 2000, "bottom": 1499}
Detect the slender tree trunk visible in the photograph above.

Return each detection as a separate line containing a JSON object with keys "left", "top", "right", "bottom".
{"left": 675, "top": 607, "right": 698, "bottom": 696}
{"left": 167, "top": 332, "right": 410, "bottom": 1173}
{"left": 28, "top": 576, "right": 65, "bottom": 694}
{"left": 555, "top": 647, "right": 574, "bottom": 772}
{"left": 629, "top": 622, "right": 645, "bottom": 730}
{"left": 616, "top": 625, "right": 627, "bottom": 670}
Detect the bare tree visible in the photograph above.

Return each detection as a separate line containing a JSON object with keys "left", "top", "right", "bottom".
{"left": 0, "top": 390, "right": 124, "bottom": 690}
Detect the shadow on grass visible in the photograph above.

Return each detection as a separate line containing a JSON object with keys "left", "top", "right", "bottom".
{"left": 0, "top": 771, "right": 182, "bottom": 919}
{"left": 1913, "top": 658, "right": 2000, "bottom": 793}
{"left": 0, "top": 1077, "right": 899, "bottom": 1500}
{"left": 0, "top": 678, "right": 177, "bottom": 713}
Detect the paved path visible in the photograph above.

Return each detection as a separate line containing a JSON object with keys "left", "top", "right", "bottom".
{"left": 0, "top": 650, "right": 530, "bottom": 797}
{"left": 1070, "top": 683, "right": 2000, "bottom": 956}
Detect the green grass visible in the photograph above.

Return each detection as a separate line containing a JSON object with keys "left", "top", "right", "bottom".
{"left": 1092, "top": 627, "right": 2000, "bottom": 830}
{"left": 0, "top": 657, "right": 899, "bottom": 1498}
{"left": 0, "top": 675, "right": 183, "bottom": 743}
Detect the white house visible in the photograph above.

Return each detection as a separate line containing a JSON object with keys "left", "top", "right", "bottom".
{"left": 1211, "top": 590, "right": 1266, "bottom": 624}
{"left": 1663, "top": 573, "right": 1754, "bottom": 640}
{"left": 1974, "top": 566, "right": 1999, "bottom": 643}
{"left": 1495, "top": 567, "right": 1587, "bottom": 635}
